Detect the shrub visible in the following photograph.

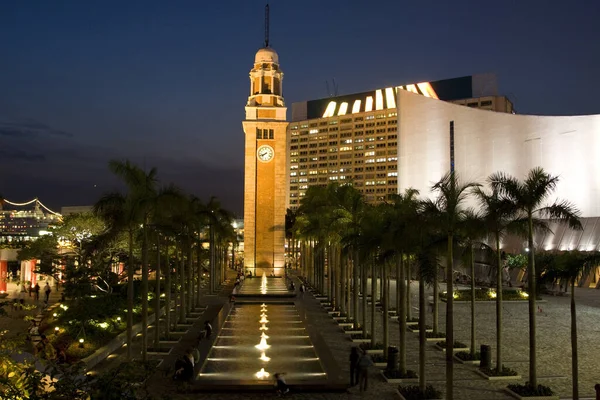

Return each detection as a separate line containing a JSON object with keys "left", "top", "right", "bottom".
{"left": 507, "top": 383, "right": 554, "bottom": 396}
{"left": 351, "top": 333, "right": 371, "bottom": 340}
{"left": 384, "top": 369, "right": 417, "bottom": 379}
{"left": 436, "top": 340, "right": 467, "bottom": 348}
{"left": 398, "top": 384, "right": 442, "bottom": 400}
{"left": 455, "top": 351, "right": 480, "bottom": 361}
{"left": 371, "top": 353, "right": 387, "bottom": 363}
{"left": 425, "top": 331, "right": 445, "bottom": 338}
{"left": 480, "top": 365, "right": 518, "bottom": 376}
{"left": 359, "top": 342, "right": 384, "bottom": 350}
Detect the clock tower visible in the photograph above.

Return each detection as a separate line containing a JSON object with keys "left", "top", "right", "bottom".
{"left": 242, "top": 11, "right": 288, "bottom": 276}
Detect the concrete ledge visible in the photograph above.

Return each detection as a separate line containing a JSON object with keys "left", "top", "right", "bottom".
{"left": 475, "top": 369, "right": 522, "bottom": 381}
{"left": 503, "top": 387, "right": 558, "bottom": 399}
{"left": 395, "top": 388, "right": 443, "bottom": 400}
{"left": 381, "top": 370, "right": 418, "bottom": 384}
{"left": 452, "top": 354, "right": 480, "bottom": 365}
{"left": 191, "top": 382, "right": 347, "bottom": 393}
{"left": 433, "top": 344, "right": 469, "bottom": 353}
{"left": 82, "top": 307, "right": 164, "bottom": 371}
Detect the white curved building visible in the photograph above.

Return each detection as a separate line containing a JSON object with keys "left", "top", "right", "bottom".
{"left": 398, "top": 89, "right": 600, "bottom": 256}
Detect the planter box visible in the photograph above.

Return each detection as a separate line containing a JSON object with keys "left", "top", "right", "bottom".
{"left": 314, "top": 296, "right": 328, "bottom": 300}
{"left": 390, "top": 316, "right": 399, "bottom": 321}
{"left": 453, "top": 354, "right": 480, "bottom": 365}
{"left": 82, "top": 306, "right": 165, "bottom": 371}
{"left": 374, "top": 362, "right": 387, "bottom": 368}
{"left": 425, "top": 336, "right": 445, "bottom": 342}
{"left": 395, "top": 388, "right": 443, "bottom": 400}
{"left": 364, "top": 349, "right": 384, "bottom": 355}
{"left": 475, "top": 369, "right": 522, "bottom": 381}
{"left": 327, "top": 311, "right": 340, "bottom": 316}
{"left": 406, "top": 321, "right": 419, "bottom": 326}
{"left": 380, "top": 370, "right": 418, "bottom": 384}
{"left": 332, "top": 316, "right": 347, "bottom": 321}
{"left": 503, "top": 388, "right": 558, "bottom": 400}
{"left": 338, "top": 323, "right": 354, "bottom": 328}
{"left": 434, "top": 344, "right": 469, "bottom": 353}
{"left": 344, "top": 330, "right": 363, "bottom": 335}
{"left": 351, "top": 338, "right": 371, "bottom": 343}
{"left": 408, "top": 326, "right": 432, "bottom": 333}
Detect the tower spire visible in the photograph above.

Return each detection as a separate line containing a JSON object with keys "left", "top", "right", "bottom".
{"left": 264, "top": 4, "right": 270, "bottom": 48}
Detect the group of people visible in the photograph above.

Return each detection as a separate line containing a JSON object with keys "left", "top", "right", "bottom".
{"left": 349, "top": 347, "right": 374, "bottom": 392}
{"left": 19, "top": 281, "right": 52, "bottom": 302}
{"left": 173, "top": 321, "right": 212, "bottom": 381}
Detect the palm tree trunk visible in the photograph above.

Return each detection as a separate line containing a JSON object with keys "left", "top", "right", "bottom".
{"left": 406, "top": 259, "right": 412, "bottom": 321}
{"left": 399, "top": 254, "right": 407, "bottom": 375}
{"left": 371, "top": 261, "right": 376, "bottom": 346}
{"left": 495, "top": 233, "right": 503, "bottom": 371}
{"left": 571, "top": 279, "right": 578, "bottom": 400}
{"left": 196, "top": 231, "right": 202, "bottom": 307}
{"left": 361, "top": 260, "right": 367, "bottom": 333}
{"left": 173, "top": 246, "right": 179, "bottom": 331}
{"left": 209, "top": 224, "right": 215, "bottom": 294}
{"left": 179, "top": 245, "right": 186, "bottom": 323}
{"left": 154, "top": 234, "right": 161, "bottom": 349}
{"left": 527, "top": 213, "right": 537, "bottom": 387}
{"left": 187, "top": 245, "right": 193, "bottom": 315}
{"left": 165, "top": 240, "right": 171, "bottom": 340}
{"left": 353, "top": 250, "right": 360, "bottom": 329}
{"left": 383, "top": 262, "right": 389, "bottom": 358}
{"left": 446, "top": 234, "right": 454, "bottom": 400}
{"left": 141, "top": 224, "right": 149, "bottom": 362}
{"left": 419, "top": 267, "right": 426, "bottom": 392}
{"left": 470, "top": 244, "right": 476, "bottom": 358}
{"left": 126, "top": 229, "right": 134, "bottom": 361}
{"left": 433, "top": 263, "right": 439, "bottom": 334}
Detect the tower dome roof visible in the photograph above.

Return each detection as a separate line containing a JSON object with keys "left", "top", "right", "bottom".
{"left": 255, "top": 47, "right": 279, "bottom": 64}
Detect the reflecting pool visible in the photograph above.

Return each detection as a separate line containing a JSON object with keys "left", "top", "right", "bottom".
{"left": 198, "top": 303, "right": 325, "bottom": 382}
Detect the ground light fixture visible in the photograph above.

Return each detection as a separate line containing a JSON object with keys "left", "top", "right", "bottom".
{"left": 79, "top": 338, "right": 84, "bottom": 348}
{"left": 255, "top": 368, "right": 270, "bottom": 379}
{"left": 54, "top": 327, "right": 59, "bottom": 332}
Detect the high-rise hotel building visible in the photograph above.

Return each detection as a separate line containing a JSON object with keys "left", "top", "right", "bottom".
{"left": 286, "top": 74, "right": 514, "bottom": 209}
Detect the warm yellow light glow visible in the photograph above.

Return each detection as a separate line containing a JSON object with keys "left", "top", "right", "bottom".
{"left": 322, "top": 101, "right": 337, "bottom": 118}
{"left": 255, "top": 368, "right": 270, "bottom": 379}
{"left": 375, "top": 90, "right": 384, "bottom": 110}
{"left": 117, "top": 317, "right": 121, "bottom": 322}
{"left": 54, "top": 327, "right": 59, "bottom": 332}
{"left": 520, "top": 291, "right": 529, "bottom": 298}
{"left": 261, "top": 332, "right": 269, "bottom": 339}
{"left": 259, "top": 316, "right": 269, "bottom": 323}
{"left": 452, "top": 292, "right": 458, "bottom": 299}
{"left": 260, "top": 272, "right": 268, "bottom": 294}
{"left": 260, "top": 313, "right": 267, "bottom": 318}
{"left": 53, "top": 313, "right": 57, "bottom": 317}
{"left": 352, "top": 100, "right": 361, "bottom": 114}
{"left": 405, "top": 84, "right": 419, "bottom": 94}
{"left": 255, "top": 337, "right": 271, "bottom": 350}
{"left": 259, "top": 323, "right": 269, "bottom": 331}
{"left": 79, "top": 338, "right": 84, "bottom": 344}
{"left": 98, "top": 322, "right": 109, "bottom": 329}
{"left": 416, "top": 82, "right": 439, "bottom": 99}
{"left": 260, "top": 352, "right": 271, "bottom": 362}
{"left": 338, "top": 102, "right": 348, "bottom": 116}
{"left": 385, "top": 87, "right": 396, "bottom": 109}
{"left": 365, "top": 96, "right": 373, "bottom": 112}
{"left": 488, "top": 290, "right": 497, "bottom": 299}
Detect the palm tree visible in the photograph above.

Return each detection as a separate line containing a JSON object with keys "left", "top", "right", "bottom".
{"left": 544, "top": 251, "right": 600, "bottom": 400}
{"left": 94, "top": 160, "right": 157, "bottom": 360}
{"left": 427, "top": 172, "right": 480, "bottom": 400}
{"left": 457, "top": 210, "right": 485, "bottom": 360}
{"left": 386, "top": 188, "right": 421, "bottom": 375}
{"left": 491, "top": 167, "right": 582, "bottom": 388}
{"left": 473, "top": 185, "right": 519, "bottom": 372}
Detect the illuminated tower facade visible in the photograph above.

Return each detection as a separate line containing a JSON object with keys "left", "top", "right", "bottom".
{"left": 241, "top": 18, "right": 288, "bottom": 276}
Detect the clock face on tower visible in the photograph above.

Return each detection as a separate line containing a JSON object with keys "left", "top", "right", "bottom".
{"left": 257, "top": 145, "right": 274, "bottom": 162}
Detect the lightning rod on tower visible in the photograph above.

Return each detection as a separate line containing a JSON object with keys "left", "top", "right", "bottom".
{"left": 264, "top": 4, "right": 270, "bottom": 47}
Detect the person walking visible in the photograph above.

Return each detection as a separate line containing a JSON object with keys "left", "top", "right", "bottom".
{"left": 349, "top": 347, "right": 360, "bottom": 386}
{"left": 357, "top": 350, "right": 373, "bottom": 392}
{"left": 27, "top": 282, "right": 32, "bottom": 297}
{"left": 299, "top": 284, "right": 305, "bottom": 299}
{"left": 274, "top": 372, "right": 290, "bottom": 396}
{"left": 203, "top": 321, "right": 213, "bottom": 340}
{"left": 34, "top": 283, "right": 40, "bottom": 301}
{"left": 44, "top": 282, "right": 52, "bottom": 302}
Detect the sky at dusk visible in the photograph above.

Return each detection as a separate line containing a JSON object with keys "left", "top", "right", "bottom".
{"left": 1, "top": 0, "right": 599, "bottom": 216}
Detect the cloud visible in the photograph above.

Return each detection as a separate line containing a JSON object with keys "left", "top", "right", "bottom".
{"left": 0, "top": 117, "right": 74, "bottom": 139}
{"left": 0, "top": 147, "right": 45, "bottom": 161}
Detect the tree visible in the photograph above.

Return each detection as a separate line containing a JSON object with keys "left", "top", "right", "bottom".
{"left": 386, "top": 188, "right": 421, "bottom": 375}
{"left": 491, "top": 167, "right": 582, "bottom": 388}
{"left": 474, "top": 184, "right": 519, "bottom": 372}
{"left": 544, "top": 251, "right": 600, "bottom": 400}
{"left": 94, "top": 160, "right": 157, "bottom": 361}
{"left": 427, "top": 172, "right": 480, "bottom": 400}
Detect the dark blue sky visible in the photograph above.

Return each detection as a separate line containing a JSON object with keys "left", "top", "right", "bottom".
{"left": 1, "top": 0, "right": 599, "bottom": 215}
